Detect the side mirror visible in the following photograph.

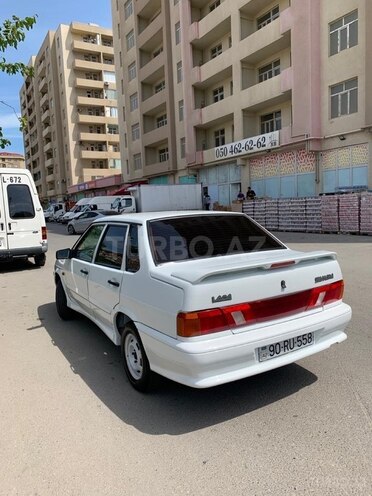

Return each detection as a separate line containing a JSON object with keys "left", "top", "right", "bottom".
{"left": 56, "top": 248, "right": 73, "bottom": 260}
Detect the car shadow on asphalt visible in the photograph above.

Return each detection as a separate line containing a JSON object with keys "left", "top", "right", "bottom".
{"left": 38, "top": 302, "right": 318, "bottom": 435}
{"left": 0, "top": 259, "right": 41, "bottom": 273}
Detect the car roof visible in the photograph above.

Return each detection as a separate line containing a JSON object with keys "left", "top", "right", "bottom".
{"left": 95, "top": 210, "right": 245, "bottom": 224}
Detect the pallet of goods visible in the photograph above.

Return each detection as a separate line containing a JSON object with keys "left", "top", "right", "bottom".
{"left": 321, "top": 195, "right": 339, "bottom": 232}
{"left": 306, "top": 197, "right": 322, "bottom": 233}
{"left": 265, "top": 199, "right": 279, "bottom": 231}
{"left": 338, "top": 194, "right": 360, "bottom": 233}
{"left": 360, "top": 192, "right": 372, "bottom": 235}
{"left": 242, "top": 201, "right": 254, "bottom": 218}
{"left": 253, "top": 200, "right": 266, "bottom": 227}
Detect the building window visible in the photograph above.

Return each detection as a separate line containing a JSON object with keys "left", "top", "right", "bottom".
{"left": 260, "top": 111, "right": 281, "bottom": 134}
{"left": 179, "top": 100, "right": 184, "bottom": 121}
{"left": 175, "top": 21, "right": 181, "bottom": 44}
{"left": 154, "top": 81, "right": 165, "bottom": 93}
{"left": 257, "top": 6, "right": 279, "bottom": 30}
{"left": 124, "top": 0, "right": 133, "bottom": 19}
{"left": 156, "top": 114, "right": 167, "bottom": 128}
{"left": 177, "top": 61, "right": 183, "bottom": 83}
{"left": 103, "top": 71, "right": 116, "bottom": 83}
{"left": 130, "top": 93, "right": 138, "bottom": 111}
{"left": 126, "top": 30, "right": 135, "bottom": 50}
{"left": 128, "top": 62, "right": 136, "bottom": 81}
{"left": 330, "top": 78, "right": 358, "bottom": 118}
{"left": 134, "top": 153, "right": 142, "bottom": 170}
{"left": 211, "top": 43, "right": 222, "bottom": 59}
{"left": 180, "top": 137, "right": 186, "bottom": 158}
{"left": 214, "top": 129, "right": 225, "bottom": 147}
{"left": 131, "top": 123, "right": 140, "bottom": 141}
{"left": 209, "top": 0, "right": 220, "bottom": 12}
{"left": 330, "top": 10, "right": 358, "bottom": 56}
{"left": 213, "top": 86, "right": 224, "bottom": 102}
{"left": 258, "top": 59, "right": 280, "bottom": 82}
{"left": 159, "top": 148, "right": 169, "bottom": 162}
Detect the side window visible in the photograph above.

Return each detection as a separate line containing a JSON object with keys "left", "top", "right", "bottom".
{"left": 126, "top": 224, "right": 140, "bottom": 273}
{"left": 7, "top": 184, "right": 35, "bottom": 219}
{"left": 95, "top": 224, "right": 127, "bottom": 269}
{"left": 74, "top": 225, "right": 105, "bottom": 262}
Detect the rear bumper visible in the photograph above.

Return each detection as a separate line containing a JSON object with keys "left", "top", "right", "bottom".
{"left": 137, "top": 302, "right": 352, "bottom": 388}
{"left": 0, "top": 245, "right": 48, "bottom": 261}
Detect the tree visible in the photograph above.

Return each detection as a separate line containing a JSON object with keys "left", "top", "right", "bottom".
{"left": 0, "top": 15, "right": 37, "bottom": 149}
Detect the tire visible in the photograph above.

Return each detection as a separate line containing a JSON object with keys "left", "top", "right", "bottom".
{"left": 121, "top": 324, "right": 152, "bottom": 392}
{"left": 55, "top": 280, "right": 75, "bottom": 320}
{"left": 34, "top": 253, "right": 46, "bottom": 267}
{"left": 67, "top": 224, "right": 75, "bottom": 235}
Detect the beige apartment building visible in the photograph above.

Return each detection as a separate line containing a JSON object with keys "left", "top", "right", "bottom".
{"left": 20, "top": 23, "right": 120, "bottom": 203}
{"left": 0, "top": 152, "right": 25, "bottom": 169}
{"left": 112, "top": 0, "right": 370, "bottom": 205}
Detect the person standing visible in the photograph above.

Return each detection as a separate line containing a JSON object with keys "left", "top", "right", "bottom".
{"left": 246, "top": 186, "right": 256, "bottom": 200}
{"left": 203, "top": 193, "right": 211, "bottom": 210}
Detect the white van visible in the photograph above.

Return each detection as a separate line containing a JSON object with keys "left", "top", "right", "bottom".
{"left": 0, "top": 168, "right": 48, "bottom": 266}
{"left": 61, "top": 198, "right": 91, "bottom": 224}
{"left": 84, "top": 195, "right": 118, "bottom": 211}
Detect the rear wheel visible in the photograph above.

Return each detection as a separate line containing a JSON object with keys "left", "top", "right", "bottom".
{"left": 67, "top": 224, "right": 75, "bottom": 235}
{"left": 121, "top": 324, "right": 152, "bottom": 392}
{"left": 56, "top": 280, "right": 75, "bottom": 320}
{"left": 34, "top": 253, "right": 46, "bottom": 267}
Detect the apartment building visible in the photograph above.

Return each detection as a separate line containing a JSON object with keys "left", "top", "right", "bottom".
{"left": 0, "top": 152, "right": 25, "bottom": 169}
{"left": 20, "top": 23, "right": 120, "bottom": 203}
{"left": 112, "top": 0, "right": 370, "bottom": 205}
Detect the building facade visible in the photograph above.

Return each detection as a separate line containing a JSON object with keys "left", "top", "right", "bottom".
{"left": 112, "top": 0, "right": 370, "bottom": 206}
{"left": 20, "top": 23, "right": 120, "bottom": 203}
{"left": 0, "top": 152, "right": 25, "bottom": 169}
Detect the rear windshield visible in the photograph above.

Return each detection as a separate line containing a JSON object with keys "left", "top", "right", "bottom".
{"left": 7, "top": 184, "right": 35, "bottom": 219}
{"left": 148, "top": 214, "right": 284, "bottom": 264}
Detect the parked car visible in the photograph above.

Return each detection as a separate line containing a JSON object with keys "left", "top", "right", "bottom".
{"left": 54, "top": 211, "right": 352, "bottom": 391}
{"left": 67, "top": 210, "right": 118, "bottom": 234}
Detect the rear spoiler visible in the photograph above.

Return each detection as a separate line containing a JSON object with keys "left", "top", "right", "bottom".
{"left": 170, "top": 251, "right": 337, "bottom": 284}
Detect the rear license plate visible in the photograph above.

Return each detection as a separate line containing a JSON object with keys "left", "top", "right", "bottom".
{"left": 258, "top": 332, "right": 314, "bottom": 362}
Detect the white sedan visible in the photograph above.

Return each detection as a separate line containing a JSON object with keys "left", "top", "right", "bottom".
{"left": 55, "top": 211, "right": 352, "bottom": 391}
{"left": 67, "top": 210, "right": 117, "bottom": 234}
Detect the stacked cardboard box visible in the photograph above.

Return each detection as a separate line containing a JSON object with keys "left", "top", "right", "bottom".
{"left": 253, "top": 200, "right": 266, "bottom": 227}
{"left": 278, "top": 199, "right": 307, "bottom": 231}
{"left": 339, "top": 194, "right": 359, "bottom": 233}
{"left": 265, "top": 200, "right": 279, "bottom": 231}
{"left": 306, "top": 197, "right": 322, "bottom": 232}
{"left": 242, "top": 201, "right": 254, "bottom": 218}
{"left": 321, "top": 196, "right": 339, "bottom": 232}
{"left": 359, "top": 193, "right": 372, "bottom": 234}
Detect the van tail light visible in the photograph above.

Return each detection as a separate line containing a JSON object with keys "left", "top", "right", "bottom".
{"left": 42, "top": 226, "right": 47, "bottom": 240}
{"left": 177, "top": 280, "right": 344, "bottom": 338}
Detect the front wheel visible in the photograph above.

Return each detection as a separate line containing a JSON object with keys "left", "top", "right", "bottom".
{"left": 56, "top": 280, "right": 75, "bottom": 320}
{"left": 121, "top": 324, "right": 152, "bottom": 392}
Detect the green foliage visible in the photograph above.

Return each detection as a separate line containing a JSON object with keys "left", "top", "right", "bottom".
{"left": 0, "top": 15, "right": 37, "bottom": 148}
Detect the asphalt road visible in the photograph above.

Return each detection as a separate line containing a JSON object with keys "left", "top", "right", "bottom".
{"left": 0, "top": 223, "right": 371, "bottom": 496}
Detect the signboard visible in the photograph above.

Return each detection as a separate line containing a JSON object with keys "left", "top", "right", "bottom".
{"left": 214, "top": 131, "right": 279, "bottom": 161}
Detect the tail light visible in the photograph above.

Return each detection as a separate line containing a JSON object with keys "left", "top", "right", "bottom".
{"left": 177, "top": 280, "right": 344, "bottom": 337}
{"left": 42, "top": 226, "right": 47, "bottom": 240}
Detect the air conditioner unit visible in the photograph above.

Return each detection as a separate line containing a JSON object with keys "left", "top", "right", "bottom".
{"left": 104, "top": 82, "right": 109, "bottom": 87}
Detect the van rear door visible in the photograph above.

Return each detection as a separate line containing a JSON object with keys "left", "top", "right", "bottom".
{"left": 1, "top": 171, "right": 42, "bottom": 252}
{"left": 0, "top": 187, "right": 8, "bottom": 252}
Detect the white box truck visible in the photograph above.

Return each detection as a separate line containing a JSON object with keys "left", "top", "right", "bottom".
{"left": 111, "top": 184, "right": 203, "bottom": 213}
{"left": 0, "top": 168, "right": 47, "bottom": 266}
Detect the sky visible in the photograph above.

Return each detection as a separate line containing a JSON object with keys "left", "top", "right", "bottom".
{"left": 0, "top": 0, "right": 113, "bottom": 154}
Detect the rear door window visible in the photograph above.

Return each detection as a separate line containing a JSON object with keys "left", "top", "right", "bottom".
{"left": 95, "top": 224, "right": 128, "bottom": 269}
{"left": 7, "top": 184, "right": 35, "bottom": 219}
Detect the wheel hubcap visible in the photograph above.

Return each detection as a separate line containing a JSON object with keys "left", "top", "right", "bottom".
{"left": 125, "top": 333, "right": 143, "bottom": 380}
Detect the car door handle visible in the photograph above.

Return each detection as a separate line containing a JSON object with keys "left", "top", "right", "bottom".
{"left": 108, "top": 280, "right": 120, "bottom": 287}
{"left": 80, "top": 269, "right": 89, "bottom": 275}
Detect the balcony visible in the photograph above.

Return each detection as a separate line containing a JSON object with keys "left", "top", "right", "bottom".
{"left": 141, "top": 90, "right": 166, "bottom": 114}
{"left": 46, "top": 173, "right": 55, "bottom": 182}
{"left": 38, "top": 77, "right": 47, "bottom": 92}
{"left": 239, "top": 18, "right": 290, "bottom": 65}
{"left": 45, "top": 157, "right": 54, "bottom": 167}
{"left": 73, "top": 59, "right": 104, "bottom": 72}
{"left": 76, "top": 95, "right": 106, "bottom": 107}
{"left": 75, "top": 77, "right": 103, "bottom": 89}
{"left": 191, "top": 49, "right": 233, "bottom": 86}
{"left": 142, "top": 124, "right": 169, "bottom": 147}
{"left": 42, "top": 126, "right": 51, "bottom": 139}
{"left": 80, "top": 150, "right": 120, "bottom": 160}
{"left": 41, "top": 108, "right": 50, "bottom": 122}
{"left": 46, "top": 189, "right": 55, "bottom": 197}
{"left": 190, "top": 12, "right": 231, "bottom": 49}
{"left": 77, "top": 114, "right": 117, "bottom": 125}
{"left": 37, "top": 60, "right": 46, "bottom": 77}
{"left": 240, "top": 69, "right": 292, "bottom": 112}
{"left": 137, "top": 13, "right": 162, "bottom": 50}
{"left": 194, "top": 96, "right": 234, "bottom": 127}
{"left": 79, "top": 132, "right": 114, "bottom": 142}
{"left": 72, "top": 39, "right": 114, "bottom": 56}
{"left": 40, "top": 93, "right": 49, "bottom": 107}
{"left": 143, "top": 159, "right": 170, "bottom": 177}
